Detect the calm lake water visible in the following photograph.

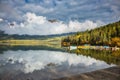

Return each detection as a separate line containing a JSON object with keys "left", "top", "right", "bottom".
{"left": 0, "top": 46, "right": 115, "bottom": 80}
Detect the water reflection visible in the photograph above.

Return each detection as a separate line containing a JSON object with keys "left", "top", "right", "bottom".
{"left": 0, "top": 45, "right": 64, "bottom": 53}
{"left": 75, "top": 49, "right": 120, "bottom": 65}
{"left": 0, "top": 50, "right": 114, "bottom": 80}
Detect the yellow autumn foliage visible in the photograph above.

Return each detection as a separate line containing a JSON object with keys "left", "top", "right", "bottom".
{"left": 111, "top": 37, "right": 120, "bottom": 46}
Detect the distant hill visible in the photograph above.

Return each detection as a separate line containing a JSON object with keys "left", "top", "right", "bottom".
{"left": 0, "top": 30, "right": 75, "bottom": 40}
{"left": 62, "top": 20, "right": 120, "bottom": 47}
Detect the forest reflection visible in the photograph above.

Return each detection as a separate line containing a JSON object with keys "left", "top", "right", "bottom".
{"left": 71, "top": 49, "right": 120, "bottom": 65}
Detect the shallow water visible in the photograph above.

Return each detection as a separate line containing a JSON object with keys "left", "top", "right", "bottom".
{"left": 0, "top": 49, "right": 114, "bottom": 80}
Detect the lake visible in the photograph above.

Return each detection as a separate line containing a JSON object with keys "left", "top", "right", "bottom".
{"left": 0, "top": 46, "right": 115, "bottom": 80}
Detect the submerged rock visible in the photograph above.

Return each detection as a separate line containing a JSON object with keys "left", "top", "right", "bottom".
{"left": 47, "top": 63, "right": 56, "bottom": 67}
{"left": 8, "top": 58, "right": 13, "bottom": 62}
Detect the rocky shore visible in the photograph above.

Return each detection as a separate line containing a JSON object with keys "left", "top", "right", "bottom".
{"left": 54, "top": 66, "right": 120, "bottom": 80}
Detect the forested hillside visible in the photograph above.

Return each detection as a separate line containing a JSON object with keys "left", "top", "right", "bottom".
{"left": 62, "top": 21, "right": 120, "bottom": 47}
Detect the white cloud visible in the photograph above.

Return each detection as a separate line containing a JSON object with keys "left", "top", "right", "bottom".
{"left": 0, "top": 12, "right": 104, "bottom": 35}
{"left": 25, "top": 12, "right": 46, "bottom": 24}
{"left": 68, "top": 20, "right": 97, "bottom": 32}
{"left": 0, "top": 18, "right": 3, "bottom": 22}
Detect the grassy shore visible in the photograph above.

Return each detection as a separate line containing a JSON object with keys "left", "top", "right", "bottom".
{"left": 0, "top": 37, "right": 61, "bottom": 48}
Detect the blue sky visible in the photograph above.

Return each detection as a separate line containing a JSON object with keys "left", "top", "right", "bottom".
{"left": 0, "top": 0, "right": 120, "bottom": 35}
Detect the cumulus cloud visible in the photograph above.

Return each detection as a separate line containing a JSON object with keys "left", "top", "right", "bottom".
{"left": 0, "top": 18, "right": 3, "bottom": 22}
{"left": 0, "top": 12, "right": 104, "bottom": 35}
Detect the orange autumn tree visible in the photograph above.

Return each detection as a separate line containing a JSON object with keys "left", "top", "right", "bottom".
{"left": 111, "top": 37, "right": 120, "bottom": 47}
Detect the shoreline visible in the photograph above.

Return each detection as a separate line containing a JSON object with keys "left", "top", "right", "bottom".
{"left": 54, "top": 66, "right": 120, "bottom": 80}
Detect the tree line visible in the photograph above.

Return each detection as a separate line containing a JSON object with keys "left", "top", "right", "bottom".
{"left": 62, "top": 20, "right": 120, "bottom": 47}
